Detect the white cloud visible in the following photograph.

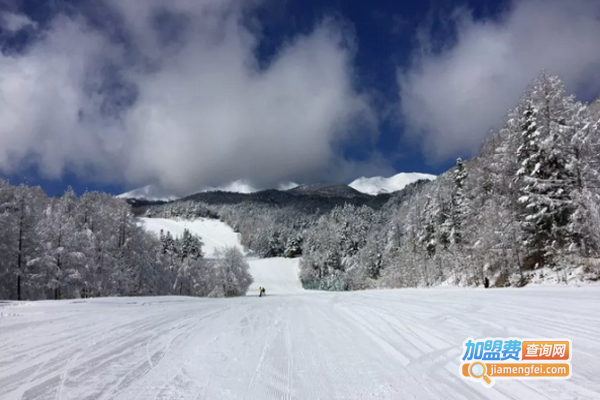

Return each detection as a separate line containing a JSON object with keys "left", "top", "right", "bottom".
{"left": 1, "top": 11, "right": 36, "bottom": 32}
{"left": 399, "top": 0, "right": 600, "bottom": 163}
{"left": 0, "top": 14, "right": 124, "bottom": 178}
{"left": 0, "top": 1, "right": 379, "bottom": 194}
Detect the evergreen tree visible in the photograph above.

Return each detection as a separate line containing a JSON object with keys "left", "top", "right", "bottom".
{"left": 162, "top": 231, "right": 177, "bottom": 260}
{"left": 284, "top": 234, "right": 303, "bottom": 258}
{"left": 516, "top": 74, "right": 576, "bottom": 268}
{"left": 451, "top": 158, "right": 468, "bottom": 246}
{"left": 419, "top": 196, "right": 437, "bottom": 258}
{"left": 178, "top": 229, "right": 204, "bottom": 262}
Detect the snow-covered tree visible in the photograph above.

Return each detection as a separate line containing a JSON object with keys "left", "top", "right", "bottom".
{"left": 516, "top": 74, "right": 577, "bottom": 268}
{"left": 0, "top": 183, "right": 45, "bottom": 299}
{"left": 284, "top": 233, "right": 303, "bottom": 258}
{"left": 178, "top": 229, "right": 204, "bottom": 262}
{"left": 0, "top": 183, "right": 215, "bottom": 300}
{"left": 419, "top": 196, "right": 437, "bottom": 258}
{"left": 211, "top": 247, "right": 253, "bottom": 297}
{"left": 450, "top": 158, "right": 468, "bottom": 246}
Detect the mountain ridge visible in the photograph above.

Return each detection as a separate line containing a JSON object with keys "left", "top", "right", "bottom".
{"left": 117, "top": 180, "right": 299, "bottom": 202}
{"left": 118, "top": 172, "right": 436, "bottom": 202}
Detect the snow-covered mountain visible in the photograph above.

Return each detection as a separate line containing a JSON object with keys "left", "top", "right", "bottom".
{"left": 117, "top": 180, "right": 299, "bottom": 201}
{"left": 118, "top": 172, "right": 435, "bottom": 201}
{"left": 349, "top": 172, "right": 436, "bottom": 195}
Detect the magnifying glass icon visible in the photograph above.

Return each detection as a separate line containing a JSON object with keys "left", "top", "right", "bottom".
{"left": 469, "top": 362, "right": 492, "bottom": 384}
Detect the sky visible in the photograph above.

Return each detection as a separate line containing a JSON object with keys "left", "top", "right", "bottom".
{"left": 1, "top": 0, "right": 600, "bottom": 197}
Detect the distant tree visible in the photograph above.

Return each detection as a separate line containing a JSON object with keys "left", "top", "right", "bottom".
{"left": 419, "top": 196, "right": 437, "bottom": 258}
{"left": 283, "top": 234, "right": 303, "bottom": 258}
{"left": 178, "top": 229, "right": 204, "bottom": 262}
{"left": 451, "top": 158, "right": 468, "bottom": 246}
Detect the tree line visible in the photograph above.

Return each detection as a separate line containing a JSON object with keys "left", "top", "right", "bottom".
{"left": 0, "top": 185, "right": 252, "bottom": 300}
{"left": 298, "top": 72, "right": 600, "bottom": 289}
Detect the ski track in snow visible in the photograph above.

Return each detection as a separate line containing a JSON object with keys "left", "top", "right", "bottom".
{"left": 1, "top": 218, "right": 599, "bottom": 399}
{"left": 2, "top": 290, "right": 600, "bottom": 399}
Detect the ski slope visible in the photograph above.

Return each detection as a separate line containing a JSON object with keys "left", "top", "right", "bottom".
{"left": 139, "top": 217, "right": 245, "bottom": 258}
{"left": 1, "top": 218, "right": 599, "bottom": 399}
{"left": 139, "top": 218, "right": 304, "bottom": 296}
{"left": 246, "top": 257, "right": 305, "bottom": 296}
{"left": 2, "top": 289, "right": 600, "bottom": 399}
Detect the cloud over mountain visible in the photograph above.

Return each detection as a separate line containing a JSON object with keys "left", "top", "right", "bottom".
{"left": 0, "top": 0, "right": 379, "bottom": 196}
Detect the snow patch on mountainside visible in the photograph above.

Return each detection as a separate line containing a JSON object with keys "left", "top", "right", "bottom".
{"left": 349, "top": 172, "right": 436, "bottom": 195}
{"left": 117, "top": 185, "right": 179, "bottom": 202}
{"left": 277, "top": 181, "right": 301, "bottom": 191}
{"left": 202, "top": 179, "right": 259, "bottom": 194}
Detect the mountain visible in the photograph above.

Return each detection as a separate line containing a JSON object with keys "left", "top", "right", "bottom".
{"left": 118, "top": 172, "right": 436, "bottom": 202}
{"left": 288, "top": 183, "right": 369, "bottom": 198}
{"left": 118, "top": 180, "right": 299, "bottom": 201}
{"left": 139, "top": 180, "right": 432, "bottom": 220}
{"left": 177, "top": 185, "right": 390, "bottom": 211}
{"left": 349, "top": 172, "right": 436, "bottom": 195}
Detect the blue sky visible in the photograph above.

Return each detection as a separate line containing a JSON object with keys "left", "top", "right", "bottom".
{"left": 1, "top": 0, "right": 600, "bottom": 196}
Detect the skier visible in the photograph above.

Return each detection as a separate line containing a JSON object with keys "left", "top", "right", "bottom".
{"left": 261, "top": 287, "right": 266, "bottom": 296}
{"left": 259, "top": 286, "right": 263, "bottom": 297}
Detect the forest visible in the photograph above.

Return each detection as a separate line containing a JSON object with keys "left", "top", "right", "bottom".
{"left": 299, "top": 72, "right": 600, "bottom": 289}
{"left": 0, "top": 186, "right": 252, "bottom": 300}
{"left": 148, "top": 72, "right": 600, "bottom": 290}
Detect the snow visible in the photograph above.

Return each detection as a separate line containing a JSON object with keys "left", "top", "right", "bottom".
{"left": 117, "top": 180, "right": 299, "bottom": 201}
{"left": 201, "top": 179, "right": 260, "bottom": 194}
{"left": 117, "top": 185, "right": 180, "bottom": 202}
{"left": 2, "top": 217, "right": 599, "bottom": 399}
{"left": 118, "top": 172, "right": 437, "bottom": 201}
{"left": 349, "top": 172, "right": 437, "bottom": 195}
{"left": 140, "top": 218, "right": 305, "bottom": 295}
{"left": 138, "top": 217, "right": 245, "bottom": 258}
{"left": 202, "top": 180, "right": 299, "bottom": 193}
{"left": 2, "top": 288, "right": 600, "bottom": 399}
{"left": 276, "top": 181, "right": 300, "bottom": 191}
{"left": 247, "top": 257, "right": 305, "bottom": 296}
{"left": 523, "top": 265, "right": 600, "bottom": 287}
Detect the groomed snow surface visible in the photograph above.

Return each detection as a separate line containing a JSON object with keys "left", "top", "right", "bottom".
{"left": 1, "top": 218, "right": 599, "bottom": 400}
